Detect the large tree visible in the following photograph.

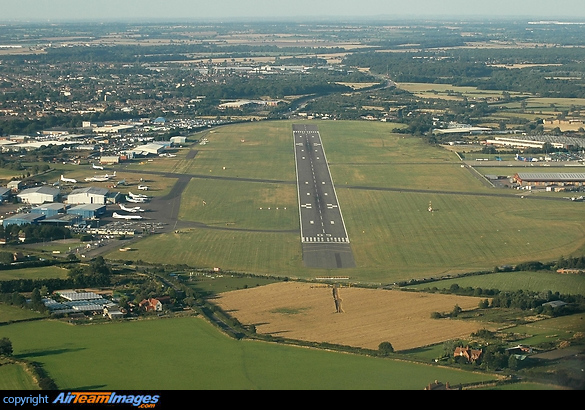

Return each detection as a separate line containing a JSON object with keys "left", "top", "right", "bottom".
{"left": 0, "top": 337, "right": 13, "bottom": 357}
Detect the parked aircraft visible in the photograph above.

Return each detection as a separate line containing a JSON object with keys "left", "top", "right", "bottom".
{"left": 85, "top": 171, "right": 116, "bottom": 182}
{"left": 113, "top": 212, "right": 143, "bottom": 220}
{"left": 137, "top": 185, "right": 149, "bottom": 191}
{"left": 125, "top": 195, "right": 148, "bottom": 203}
{"left": 128, "top": 191, "right": 150, "bottom": 200}
{"left": 119, "top": 203, "right": 145, "bottom": 213}
{"left": 92, "top": 163, "right": 104, "bottom": 170}
{"left": 60, "top": 175, "right": 77, "bottom": 184}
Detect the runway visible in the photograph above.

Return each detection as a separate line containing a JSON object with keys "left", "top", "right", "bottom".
{"left": 293, "top": 124, "right": 356, "bottom": 269}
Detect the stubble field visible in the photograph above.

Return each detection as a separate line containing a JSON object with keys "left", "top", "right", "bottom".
{"left": 214, "top": 282, "right": 491, "bottom": 351}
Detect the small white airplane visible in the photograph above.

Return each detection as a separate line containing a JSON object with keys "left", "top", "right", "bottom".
{"left": 60, "top": 174, "right": 77, "bottom": 184}
{"left": 113, "top": 212, "right": 143, "bottom": 220}
{"left": 92, "top": 163, "right": 104, "bottom": 170}
{"left": 85, "top": 171, "right": 116, "bottom": 182}
{"left": 120, "top": 203, "right": 145, "bottom": 213}
{"left": 137, "top": 185, "right": 149, "bottom": 191}
{"left": 128, "top": 191, "right": 150, "bottom": 199}
{"left": 126, "top": 195, "right": 148, "bottom": 203}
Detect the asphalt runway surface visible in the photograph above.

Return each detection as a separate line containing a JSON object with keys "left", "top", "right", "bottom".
{"left": 293, "top": 123, "right": 356, "bottom": 269}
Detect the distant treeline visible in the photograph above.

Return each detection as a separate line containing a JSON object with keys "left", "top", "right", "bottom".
{"left": 343, "top": 48, "right": 585, "bottom": 98}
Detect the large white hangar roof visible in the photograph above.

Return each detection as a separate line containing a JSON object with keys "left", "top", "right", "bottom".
{"left": 516, "top": 173, "right": 585, "bottom": 182}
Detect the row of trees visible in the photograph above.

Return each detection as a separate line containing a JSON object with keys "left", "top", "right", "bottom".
{"left": 0, "top": 224, "right": 72, "bottom": 245}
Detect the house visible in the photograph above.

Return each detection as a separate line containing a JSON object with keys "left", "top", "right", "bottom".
{"left": 454, "top": 346, "right": 483, "bottom": 363}
{"left": 139, "top": 298, "right": 163, "bottom": 312}
{"left": 139, "top": 296, "right": 171, "bottom": 312}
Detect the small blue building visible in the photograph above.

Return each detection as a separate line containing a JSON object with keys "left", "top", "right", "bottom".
{"left": 2, "top": 213, "right": 45, "bottom": 227}
{"left": 0, "top": 187, "right": 11, "bottom": 202}
{"left": 67, "top": 204, "right": 107, "bottom": 219}
{"left": 30, "top": 203, "right": 69, "bottom": 217}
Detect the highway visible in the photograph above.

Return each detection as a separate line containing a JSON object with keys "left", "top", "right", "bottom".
{"left": 293, "top": 124, "right": 355, "bottom": 269}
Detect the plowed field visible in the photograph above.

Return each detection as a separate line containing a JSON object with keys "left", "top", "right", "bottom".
{"left": 213, "top": 282, "right": 492, "bottom": 351}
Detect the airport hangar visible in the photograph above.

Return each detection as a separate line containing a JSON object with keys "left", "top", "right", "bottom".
{"left": 513, "top": 172, "right": 585, "bottom": 189}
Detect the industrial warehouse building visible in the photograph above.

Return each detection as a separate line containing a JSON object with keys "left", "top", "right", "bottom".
{"left": 30, "top": 203, "right": 69, "bottom": 217}
{"left": 67, "top": 187, "right": 109, "bottom": 205}
{"left": 67, "top": 204, "right": 106, "bottom": 219}
{"left": 2, "top": 213, "right": 45, "bottom": 227}
{"left": 39, "top": 213, "right": 82, "bottom": 227}
{"left": 16, "top": 186, "right": 60, "bottom": 205}
{"left": 513, "top": 173, "right": 585, "bottom": 189}
{"left": 0, "top": 187, "right": 10, "bottom": 201}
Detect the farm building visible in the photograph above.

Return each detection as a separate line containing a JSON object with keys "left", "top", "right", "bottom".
{"left": 2, "top": 212, "right": 45, "bottom": 227}
{"left": 67, "top": 187, "right": 109, "bottom": 205}
{"left": 30, "top": 203, "right": 69, "bottom": 217}
{"left": 513, "top": 173, "right": 585, "bottom": 188}
{"left": 16, "top": 186, "right": 60, "bottom": 205}
{"left": 67, "top": 204, "right": 106, "bottom": 219}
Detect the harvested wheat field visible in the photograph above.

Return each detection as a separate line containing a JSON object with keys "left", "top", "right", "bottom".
{"left": 214, "top": 282, "right": 493, "bottom": 352}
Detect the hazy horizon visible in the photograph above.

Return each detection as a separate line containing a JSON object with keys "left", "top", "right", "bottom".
{"left": 2, "top": 0, "right": 585, "bottom": 23}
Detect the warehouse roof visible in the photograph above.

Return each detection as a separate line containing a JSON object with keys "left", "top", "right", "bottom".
{"left": 516, "top": 173, "right": 585, "bottom": 182}
{"left": 69, "top": 187, "right": 109, "bottom": 196}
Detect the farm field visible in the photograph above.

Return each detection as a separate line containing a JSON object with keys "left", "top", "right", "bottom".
{"left": 108, "top": 120, "right": 585, "bottom": 284}
{"left": 213, "top": 282, "right": 493, "bottom": 351}
{"left": 395, "top": 82, "right": 528, "bottom": 101}
{"left": 408, "top": 271, "right": 585, "bottom": 296}
{"left": 0, "top": 362, "right": 39, "bottom": 390}
{"left": 0, "top": 316, "right": 495, "bottom": 390}
{"left": 0, "top": 304, "right": 45, "bottom": 323}
{"left": 0, "top": 265, "right": 70, "bottom": 281}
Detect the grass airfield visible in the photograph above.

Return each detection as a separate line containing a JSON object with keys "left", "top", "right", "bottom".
{"left": 108, "top": 120, "right": 585, "bottom": 284}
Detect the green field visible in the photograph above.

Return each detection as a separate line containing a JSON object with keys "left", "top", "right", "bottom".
{"left": 0, "top": 361, "right": 39, "bottom": 390}
{"left": 0, "top": 265, "right": 71, "bottom": 281}
{"left": 0, "top": 304, "right": 46, "bottom": 323}
{"left": 0, "top": 317, "right": 495, "bottom": 390}
{"left": 106, "top": 120, "right": 585, "bottom": 284}
{"left": 408, "top": 271, "right": 585, "bottom": 296}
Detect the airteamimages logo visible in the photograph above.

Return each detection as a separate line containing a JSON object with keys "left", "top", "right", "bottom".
{"left": 52, "top": 392, "right": 159, "bottom": 408}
